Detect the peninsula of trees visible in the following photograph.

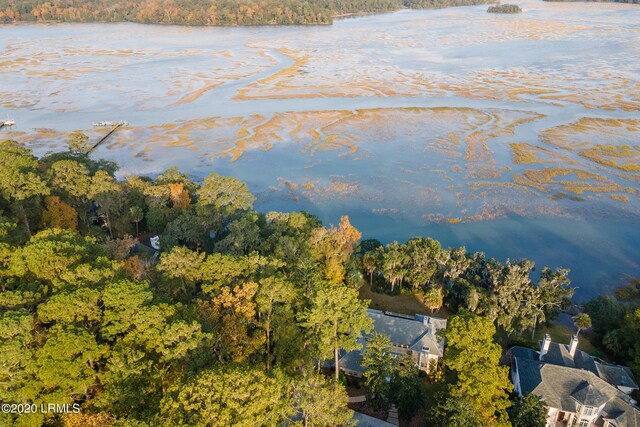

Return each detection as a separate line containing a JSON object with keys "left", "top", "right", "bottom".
{"left": 1, "top": 136, "right": 639, "bottom": 426}
{"left": 0, "top": 0, "right": 493, "bottom": 25}
{"left": 487, "top": 3, "right": 521, "bottom": 13}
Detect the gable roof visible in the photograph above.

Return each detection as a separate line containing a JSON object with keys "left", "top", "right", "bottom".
{"left": 517, "top": 341, "right": 639, "bottom": 394}
{"left": 512, "top": 355, "right": 640, "bottom": 427}
{"left": 542, "top": 342, "right": 598, "bottom": 374}
{"left": 335, "top": 309, "right": 447, "bottom": 374}
{"left": 367, "top": 309, "right": 446, "bottom": 357}
{"left": 596, "top": 364, "right": 640, "bottom": 391}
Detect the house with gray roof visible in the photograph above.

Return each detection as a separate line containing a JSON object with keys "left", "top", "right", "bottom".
{"left": 336, "top": 309, "right": 447, "bottom": 377}
{"left": 509, "top": 334, "right": 640, "bottom": 427}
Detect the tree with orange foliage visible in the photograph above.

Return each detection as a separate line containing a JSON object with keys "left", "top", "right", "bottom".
{"left": 168, "top": 182, "right": 191, "bottom": 209}
{"left": 309, "top": 215, "right": 361, "bottom": 285}
{"left": 41, "top": 196, "right": 78, "bottom": 230}
{"left": 122, "top": 255, "right": 150, "bottom": 281}
{"left": 63, "top": 412, "right": 113, "bottom": 427}
{"left": 336, "top": 215, "right": 362, "bottom": 257}
{"left": 203, "top": 282, "right": 265, "bottom": 363}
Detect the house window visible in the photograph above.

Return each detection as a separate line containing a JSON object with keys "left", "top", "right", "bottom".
{"left": 578, "top": 420, "right": 589, "bottom": 427}
{"left": 583, "top": 406, "right": 594, "bottom": 416}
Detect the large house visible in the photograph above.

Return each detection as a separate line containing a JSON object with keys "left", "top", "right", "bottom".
{"left": 509, "top": 334, "right": 640, "bottom": 427}
{"left": 336, "top": 309, "right": 447, "bottom": 377}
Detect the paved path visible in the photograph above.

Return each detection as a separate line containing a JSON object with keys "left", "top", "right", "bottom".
{"left": 386, "top": 405, "right": 399, "bottom": 426}
{"left": 348, "top": 395, "right": 367, "bottom": 403}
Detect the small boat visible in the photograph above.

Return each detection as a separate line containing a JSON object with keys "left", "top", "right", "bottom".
{"left": 1, "top": 119, "right": 15, "bottom": 126}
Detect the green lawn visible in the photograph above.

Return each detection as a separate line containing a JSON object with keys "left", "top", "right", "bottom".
{"left": 358, "top": 283, "right": 450, "bottom": 317}
{"left": 532, "top": 323, "right": 597, "bottom": 355}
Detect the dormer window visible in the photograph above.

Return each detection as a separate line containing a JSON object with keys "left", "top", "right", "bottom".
{"left": 583, "top": 406, "right": 594, "bottom": 416}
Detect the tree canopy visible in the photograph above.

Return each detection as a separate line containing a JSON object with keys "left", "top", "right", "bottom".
{"left": 0, "top": 140, "right": 375, "bottom": 426}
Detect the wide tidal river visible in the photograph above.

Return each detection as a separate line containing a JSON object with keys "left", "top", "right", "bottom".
{"left": 1, "top": 0, "right": 639, "bottom": 300}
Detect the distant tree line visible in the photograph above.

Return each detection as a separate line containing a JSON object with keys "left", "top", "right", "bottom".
{"left": 0, "top": 0, "right": 493, "bottom": 25}
{"left": 543, "top": 0, "right": 638, "bottom": 4}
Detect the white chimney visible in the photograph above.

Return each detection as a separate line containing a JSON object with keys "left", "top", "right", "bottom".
{"left": 569, "top": 334, "right": 579, "bottom": 358}
{"left": 540, "top": 334, "right": 551, "bottom": 361}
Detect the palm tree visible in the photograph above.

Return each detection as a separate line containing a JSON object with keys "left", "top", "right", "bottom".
{"left": 573, "top": 313, "right": 592, "bottom": 337}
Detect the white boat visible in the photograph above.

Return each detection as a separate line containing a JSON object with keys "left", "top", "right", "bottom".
{"left": 1, "top": 119, "right": 15, "bottom": 126}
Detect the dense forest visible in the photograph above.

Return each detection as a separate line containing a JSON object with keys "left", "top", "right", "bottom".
{"left": 0, "top": 136, "right": 638, "bottom": 426}
{"left": 0, "top": 0, "right": 493, "bottom": 25}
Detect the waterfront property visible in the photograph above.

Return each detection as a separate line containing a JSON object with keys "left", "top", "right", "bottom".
{"left": 336, "top": 309, "right": 447, "bottom": 377}
{"left": 508, "top": 334, "right": 640, "bottom": 427}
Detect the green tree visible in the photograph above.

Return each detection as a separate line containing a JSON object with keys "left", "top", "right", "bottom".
{"left": 404, "top": 237, "right": 440, "bottom": 290}
{"left": 573, "top": 313, "right": 592, "bottom": 336}
{"left": 214, "top": 211, "right": 262, "bottom": 255}
{"left": 483, "top": 259, "right": 537, "bottom": 335}
{"left": 359, "top": 239, "right": 382, "bottom": 254}
{"left": 381, "top": 241, "right": 406, "bottom": 292}
{"left": 299, "top": 286, "right": 373, "bottom": 380}
{"left": 421, "top": 286, "right": 444, "bottom": 313}
{"left": 0, "top": 309, "right": 35, "bottom": 404}
{"left": 196, "top": 172, "right": 255, "bottom": 228}
{"left": 37, "top": 287, "right": 101, "bottom": 325}
{"left": 66, "top": 131, "right": 90, "bottom": 154}
{"left": 163, "top": 211, "right": 207, "bottom": 248}
{"left": 391, "top": 353, "right": 425, "bottom": 421}
{"left": 361, "top": 332, "right": 397, "bottom": 410}
{"left": 293, "top": 374, "right": 355, "bottom": 427}
{"left": 256, "top": 275, "right": 296, "bottom": 369}
{"left": 156, "top": 246, "right": 205, "bottom": 299}
{"left": 362, "top": 250, "right": 380, "bottom": 286}
{"left": 155, "top": 167, "right": 199, "bottom": 194}
{"left": 0, "top": 140, "right": 50, "bottom": 236}
{"left": 158, "top": 367, "right": 292, "bottom": 427}
{"left": 34, "top": 325, "right": 108, "bottom": 402}
{"left": 129, "top": 206, "right": 144, "bottom": 234}
{"left": 529, "top": 267, "right": 574, "bottom": 340}
{"left": 429, "top": 393, "right": 484, "bottom": 427}
{"left": 89, "top": 170, "right": 122, "bottom": 239}
{"left": 7, "top": 228, "right": 104, "bottom": 294}
{"left": 436, "top": 246, "right": 470, "bottom": 285}
{"left": 507, "top": 394, "right": 547, "bottom": 427}
{"left": 444, "top": 312, "right": 512, "bottom": 426}
{"left": 47, "top": 159, "right": 92, "bottom": 226}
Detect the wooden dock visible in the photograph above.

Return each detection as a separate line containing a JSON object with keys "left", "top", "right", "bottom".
{"left": 90, "top": 122, "right": 123, "bottom": 152}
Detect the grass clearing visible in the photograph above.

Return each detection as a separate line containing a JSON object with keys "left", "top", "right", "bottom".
{"left": 358, "top": 283, "right": 450, "bottom": 318}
